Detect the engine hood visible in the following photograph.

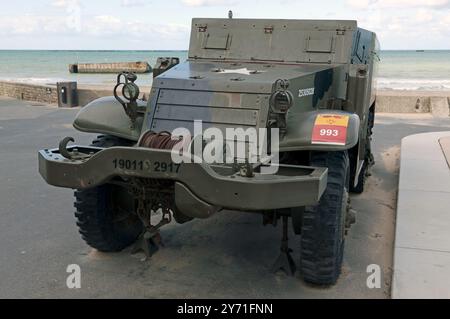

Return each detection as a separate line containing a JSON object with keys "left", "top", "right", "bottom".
{"left": 154, "top": 60, "right": 340, "bottom": 94}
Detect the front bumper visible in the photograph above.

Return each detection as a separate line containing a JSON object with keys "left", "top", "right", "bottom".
{"left": 38, "top": 146, "right": 327, "bottom": 211}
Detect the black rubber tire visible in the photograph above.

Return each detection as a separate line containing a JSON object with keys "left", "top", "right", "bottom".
{"left": 300, "top": 151, "right": 350, "bottom": 285}
{"left": 74, "top": 135, "right": 143, "bottom": 252}
{"left": 74, "top": 186, "right": 143, "bottom": 252}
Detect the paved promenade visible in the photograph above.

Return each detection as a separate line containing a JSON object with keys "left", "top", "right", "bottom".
{"left": 393, "top": 131, "right": 450, "bottom": 298}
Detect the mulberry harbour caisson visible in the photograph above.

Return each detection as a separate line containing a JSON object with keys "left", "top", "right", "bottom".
{"left": 38, "top": 16, "right": 379, "bottom": 285}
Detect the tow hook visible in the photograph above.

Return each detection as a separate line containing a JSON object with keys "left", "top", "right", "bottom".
{"left": 58, "top": 137, "right": 90, "bottom": 160}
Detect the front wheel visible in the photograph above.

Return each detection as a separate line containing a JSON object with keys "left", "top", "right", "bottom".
{"left": 74, "top": 135, "right": 143, "bottom": 252}
{"left": 299, "top": 151, "right": 350, "bottom": 285}
{"left": 74, "top": 185, "right": 143, "bottom": 252}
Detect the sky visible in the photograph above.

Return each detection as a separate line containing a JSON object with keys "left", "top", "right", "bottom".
{"left": 0, "top": 0, "right": 449, "bottom": 50}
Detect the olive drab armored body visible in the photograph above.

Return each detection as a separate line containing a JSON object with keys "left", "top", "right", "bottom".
{"left": 39, "top": 17, "right": 379, "bottom": 285}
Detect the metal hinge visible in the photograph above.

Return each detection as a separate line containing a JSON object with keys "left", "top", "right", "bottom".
{"left": 264, "top": 26, "right": 274, "bottom": 34}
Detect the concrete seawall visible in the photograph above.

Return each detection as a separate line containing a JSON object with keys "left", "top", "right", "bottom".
{"left": 0, "top": 81, "right": 59, "bottom": 104}
{"left": 376, "top": 90, "right": 450, "bottom": 116}
{"left": 1, "top": 81, "right": 449, "bottom": 116}
{"left": 77, "top": 87, "right": 113, "bottom": 106}
{"left": 0, "top": 81, "right": 113, "bottom": 107}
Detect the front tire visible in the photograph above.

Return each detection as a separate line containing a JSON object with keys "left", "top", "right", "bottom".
{"left": 74, "top": 135, "right": 143, "bottom": 252}
{"left": 75, "top": 186, "right": 143, "bottom": 252}
{"left": 299, "top": 151, "right": 350, "bottom": 285}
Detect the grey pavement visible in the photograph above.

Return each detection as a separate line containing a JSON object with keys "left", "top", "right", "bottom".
{"left": 1, "top": 97, "right": 450, "bottom": 298}
{"left": 392, "top": 131, "right": 450, "bottom": 299}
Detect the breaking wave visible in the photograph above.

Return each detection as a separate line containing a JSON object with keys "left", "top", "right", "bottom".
{"left": 377, "top": 78, "right": 450, "bottom": 91}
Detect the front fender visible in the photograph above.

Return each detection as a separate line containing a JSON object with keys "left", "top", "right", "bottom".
{"left": 73, "top": 96, "right": 145, "bottom": 141}
{"left": 280, "top": 110, "right": 360, "bottom": 152}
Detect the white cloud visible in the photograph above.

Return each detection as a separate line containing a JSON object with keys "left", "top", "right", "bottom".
{"left": 0, "top": 12, "right": 189, "bottom": 43}
{"left": 415, "top": 9, "right": 434, "bottom": 23}
{"left": 356, "top": 5, "right": 450, "bottom": 49}
{"left": 81, "top": 15, "right": 190, "bottom": 38}
{"left": 377, "top": 0, "right": 449, "bottom": 7}
{"left": 51, "top": 0, "right": 80, "bottom": 7}
{"left": 80, "top": 14, "right": 190, "bottom": 40}
{"left": 0, "top": 15, "right": 67, "bottom": 35}
{"left": 347, "top": 0, "right": 449, "bottom": 9}
{"left": 442, "top": 11, "right": 450, "bottom": 24}
{"left": 121, "top": 0, "right": 147, "bottom": 7}
{"left": 85, "top": 15, "right": 122, "bottom": 35}
{"left": 181, "top": 0, "right": 236, "bottom": 7}
{"left": 345, "top": 0, "right": 375, "bottom": 9}
{"left": 345, "top": 0, "right": 449, "bottom": 48}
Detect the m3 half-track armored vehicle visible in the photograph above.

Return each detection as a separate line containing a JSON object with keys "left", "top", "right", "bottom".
{"left": 39, "top": 17, "right": 379, "bottom": 285}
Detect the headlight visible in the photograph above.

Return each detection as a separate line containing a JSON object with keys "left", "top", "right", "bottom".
{"left": 270, "top": 79, "right": 293, "bottom": 114}
{"left": 122, "top": 83, "right": 140, "bottom": 101}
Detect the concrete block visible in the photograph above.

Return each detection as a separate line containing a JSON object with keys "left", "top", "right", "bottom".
{"left": 430, "top": 97, "right": 450, "bottom": 117}
{"left": 376, "top": 93, "right": 430, "bottom": 113}
{"left": 376, "top": 91, "right": 450, "bottom": 115}
{"left": 398, "top": 158, "right": 450, "bottom": 192}
{"left": 401, "top": 132, "right": 450, "bottom": 161}
{"left": 392, "top": 248, "right": 450, "bottom": 299}
{"left": 396, "top": 189, "right": 450, "bottom": 252}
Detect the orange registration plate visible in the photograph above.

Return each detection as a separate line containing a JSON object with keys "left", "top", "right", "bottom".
{"left": 311, "top": 114, "right": 350, "bottom": 146}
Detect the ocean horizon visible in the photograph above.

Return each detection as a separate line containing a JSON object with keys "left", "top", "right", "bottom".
{"left": 0, "top": 49, "right": 449, "bottom": 91}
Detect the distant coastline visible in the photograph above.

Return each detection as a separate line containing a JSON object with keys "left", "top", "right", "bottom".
{"left": 0, "top": 50, "right": 449, "bottom": 91}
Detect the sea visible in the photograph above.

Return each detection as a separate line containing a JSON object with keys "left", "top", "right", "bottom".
{"left": 0, "top": 50, "right": 449, "bottom": 91}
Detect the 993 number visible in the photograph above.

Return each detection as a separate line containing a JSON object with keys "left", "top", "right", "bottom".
{"left": 319, "top": 129, "right": 339, "bottom": 137}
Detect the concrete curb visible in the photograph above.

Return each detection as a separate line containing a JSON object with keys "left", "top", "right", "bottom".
{"left": 392, "top": 131, "right": 450, "bottom": 299}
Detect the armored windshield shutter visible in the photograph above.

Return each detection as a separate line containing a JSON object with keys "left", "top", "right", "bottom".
{"left": 306, "top": 35, "right": 334, "bottom": 53}
{"left": 203, "top": 32, "right": 231, "bottom": 50}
